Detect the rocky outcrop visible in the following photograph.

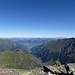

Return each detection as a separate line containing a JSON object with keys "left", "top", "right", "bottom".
{"left": 21, "top": 63, "right": 75, "bottom": 75}
{"left": 43, "top": 63, "right": 75, "bottom": 75}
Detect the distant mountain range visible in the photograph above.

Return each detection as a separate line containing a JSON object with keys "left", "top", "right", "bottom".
{"left": 31, "top": 38, "right": 75, "bottom": 64}
{"left": 0, "top": 39, "right": 27, "bottom": 51}
{"left": 0, "top": 37, "right": 75, "bottom": 69}
{"left": 9, "top": 38, "right": 54, "bottom": 50}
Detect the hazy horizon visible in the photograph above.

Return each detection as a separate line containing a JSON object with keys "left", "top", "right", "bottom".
{"left": 0, "top": 36, "right": 74, "bottom": 39}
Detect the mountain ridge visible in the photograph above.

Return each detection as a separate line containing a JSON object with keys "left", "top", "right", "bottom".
{"left": 0, "top": 39, "right": 27, "bottom": 51}
{"left": 0, "top": 49, "right": 41, "bottom": 69}
{"left": 31, "top": 38, "right": 75, "bottom": 64}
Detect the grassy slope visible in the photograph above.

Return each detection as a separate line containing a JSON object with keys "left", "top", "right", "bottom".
{"left": 0, "top": 50, "right": 42, "bottom": 69}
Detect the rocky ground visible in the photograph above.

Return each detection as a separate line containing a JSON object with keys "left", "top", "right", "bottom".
{"left": 0, "top": 63, "right": 75, "bottom": 75}
{"left": 0, "top": 68, "right": 45, "bottom": 75}
{"left": 0, "top": 68, "right": 24, "bottom": 75}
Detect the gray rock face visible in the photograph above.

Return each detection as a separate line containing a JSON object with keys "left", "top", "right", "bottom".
{"left": 43, "top": 63, "right": 75, "bottom": 75}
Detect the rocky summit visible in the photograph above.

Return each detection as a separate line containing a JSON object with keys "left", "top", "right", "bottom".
{"left": 42, "top": 63, "right": 75, "bottom": 75}
{"left": 23, "top": 63, "right": 75, "bottom": 75}
{"left": 0, "top": 63, "right": 75, "bottom": 75}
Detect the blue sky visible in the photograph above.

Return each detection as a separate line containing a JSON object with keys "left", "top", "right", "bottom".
{"left": 0, "top": 0, "right": 75, "bottom": 38}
